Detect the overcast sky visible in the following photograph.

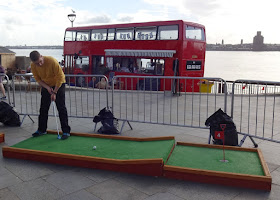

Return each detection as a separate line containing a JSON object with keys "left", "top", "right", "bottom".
{"left": 1, "top": 0, "right": 279, "bottom": 46}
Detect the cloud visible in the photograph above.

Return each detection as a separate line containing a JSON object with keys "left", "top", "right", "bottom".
{"left": 143, "top": 0, "right": 220, "bottom": 19}
{"left": 2, "top": 0, "right": 280, "bottom": 45}
{"left": 118, "top": 16, "right": 134, "bottom": 23}
{"left": 0, "top": 0, "right": 72, "bottom": 45}
{"left": 79, "top": 14, "right": 112, "bottom": 25}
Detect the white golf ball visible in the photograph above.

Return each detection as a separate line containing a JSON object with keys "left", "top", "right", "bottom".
{"left": 93, "top": 146, "right": 96, "bottom": 150}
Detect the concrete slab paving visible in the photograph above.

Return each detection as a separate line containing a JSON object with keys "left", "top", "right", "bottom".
{"left": 1, "top": 159, "right": 54, "bottom": 182}
{"left": 85, "top": 179, "right": 149, "bottom": 200}
{"left": 77, "top": 168, "right": 121, "bottom": 183}
{"left": 0, "top": 188, "right": 20, "bottom": 200}
{"left": 8, "top": 178, "right": 65, "bottom": 200}
{"left": 0, "top": 167, "right": 22, "bottom": 190}
{"left": 44, "top": 170, "right": 97, "bottom": 195}
{"left": 144, "top": 192, "right": 184, "bottom": 200}
{"left": 114, "top": 174, "right": 179, "bottom": 196}
{"left": 232, "top": 184, "right": 280, "bottom": 200}
{"left": 59, "top": 190, "right": 101, "bottom": 200}
{"left": 167, "top": 180, "right": 241, "bottom": 200}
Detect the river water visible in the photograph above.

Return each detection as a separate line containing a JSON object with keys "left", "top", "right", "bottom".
{"left": 10, "top": 49, "right": 280, "bottom": 82}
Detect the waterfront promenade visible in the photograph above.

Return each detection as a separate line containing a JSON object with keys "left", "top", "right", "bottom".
{"left": 1, "top": 113, "right": 280, "bottom": 200}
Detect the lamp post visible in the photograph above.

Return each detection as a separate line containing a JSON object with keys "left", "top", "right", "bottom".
{"left": 68, "top": 13, "right": 76, "bottom": 41}
{"left": 67, "top": 13, "right": 76, "bottom": 27}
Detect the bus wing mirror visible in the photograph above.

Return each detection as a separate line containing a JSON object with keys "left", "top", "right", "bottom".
{"left": 74, "top": 53, "right": 79, "bottom": 59}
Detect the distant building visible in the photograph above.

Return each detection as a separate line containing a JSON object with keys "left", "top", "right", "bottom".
{"left": 222, "top": 39, "right": 224, "bottom": 45}
{"left": 16, "top": 56, "right": 31, "bottom": 72}
{"left": 253, "top": 31, "right": 265, "bottom": 51}
{"left": 241, "top": 39, "right": 243, "bottom": 45}
{"left": 0, "top": 46, "right": 16, "bottom": 70}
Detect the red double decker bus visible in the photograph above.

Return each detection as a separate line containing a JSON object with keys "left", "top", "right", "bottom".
{"left": 63, "top": 20, "right": 206, "bottom": 91}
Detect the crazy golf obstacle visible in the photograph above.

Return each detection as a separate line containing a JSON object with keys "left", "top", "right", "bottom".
{"left": 0, "top": 133, "right": 4, "bottom": 143}
{"left": 2, "top": 130, "right": 272, "bottom": 191}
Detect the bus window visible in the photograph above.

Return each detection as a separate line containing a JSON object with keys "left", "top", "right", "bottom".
{"left": 186, "top": 26, "right": 205, "bottom": 41}
{"left": 108, "top": 28, "right": 115, "bottom": 40}
{"left": 75, "top": 56, "right": 89, "bottom": 71}
{"left": 77, "top": 31, "right": 90, "bottom": 41}
{"left": 116, "top": 28, "right": 134, "bottom": 40}
{"left": 91, "top": 29, "right": 107, "bottom": 41}
{"left": 106, "top": 57, "right": 113, "bottom": 70}
{"left": 155, "top": 62, "right": 164, "bottom": 75}
{"left": 65, "top": 31, "right": 76, "bottom": 41}
{"left": 135, "top": 27, "right": 157, "bottom": 40}
{"left": 158, "top": 25, "right": 178, "bottom": 40}
{"left": 140, "top": 59, "right": 164, "bottom": 75}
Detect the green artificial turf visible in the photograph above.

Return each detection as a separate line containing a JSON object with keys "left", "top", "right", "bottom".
{"left": 166, "top": 145, "right": 265, "bottom": 176}
{"left": 11, "top": 134, "right": 175, "bottom": 162}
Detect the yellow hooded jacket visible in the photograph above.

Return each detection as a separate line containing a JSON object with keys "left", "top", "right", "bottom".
{"left": 31, "top": 56, "right": 65, "bottom": 88}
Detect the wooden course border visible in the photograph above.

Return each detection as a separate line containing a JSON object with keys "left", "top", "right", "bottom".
{"left": 2, "top": 130, "right": 175, "bottom": 177}
{"left": 1, "top": 131, "right": 272, "bottom": 190}
{"left": 163, "top": 142, "right": 272, "bottom": 191}
{"left": 0, "top": 133, "right": 4, "bottom": 143}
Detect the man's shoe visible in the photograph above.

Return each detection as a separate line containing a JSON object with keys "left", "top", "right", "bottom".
{"left": 0, "top": 96, "right": 6, "bottom": 100}
{"left": 61, "top": 133, "right": 70, "bottom": 140}
{"left": 32, "top": 130, "right": 46, "bottom": 137}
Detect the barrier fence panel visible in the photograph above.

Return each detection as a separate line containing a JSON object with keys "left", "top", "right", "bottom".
{"left": 11, "top": 74, "right": 110, "bottom": 124}
{"left": 231, "top": 79, "right": 280, "bottom": 145}
{"left": 112, "top": 76, "right": 227, "bottom": 129}
{"left": 7, "top": 73, "right": 280, "bottom": 146}
{"left": 0, "top": 73, "right": 11, "bottom": 104}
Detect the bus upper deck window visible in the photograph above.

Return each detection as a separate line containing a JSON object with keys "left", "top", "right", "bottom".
{"left": 158, "top": 25, "right": 178, "bottom": 40}
{"left": 116, "top": 28, "right": 134, "bottom": 40}
{"left": 108, "top": 29, "right": 115, "bottom": 40}
{"left": 135, "top": 27, "right": 157, "bottom": 40}
{"left": 91, "top": 29, "right": 107, "bottom": 41}
{"left": 186, "top": 26, "right": 205, "bottom": 41}
{"left": 76, "top": 31, "right": 90, "bottom": 41}
{"left": 65, "top": 31, "right": 76, "bottom": 41}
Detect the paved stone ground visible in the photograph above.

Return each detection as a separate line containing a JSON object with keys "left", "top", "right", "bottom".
{"left": 1, "top": 114, "right": 280, "bottom": 200}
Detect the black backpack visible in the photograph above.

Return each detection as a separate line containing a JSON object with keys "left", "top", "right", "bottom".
{"left": 0, "top": 101, "right": 21, "bottom": 126}
{"left": 205, "top": 108, "right": 238, "bottom": 146}
{"left": 93, "top": 107, "right": 119, "bottom": 134}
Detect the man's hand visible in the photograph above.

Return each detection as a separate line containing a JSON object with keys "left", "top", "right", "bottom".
{"left": 47, "top": 86, "right": 53, "bottom": 95}
{"left": 51, "top": 93, "right": 56, "bottom": 101}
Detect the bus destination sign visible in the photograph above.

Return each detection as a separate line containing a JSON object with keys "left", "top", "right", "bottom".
{"left": 186, "top": 61, "right": 202, "bottom": 70}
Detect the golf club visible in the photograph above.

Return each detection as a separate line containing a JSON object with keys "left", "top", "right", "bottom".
{"left": 52, "top": 101, "right": 61, "bottom": 139}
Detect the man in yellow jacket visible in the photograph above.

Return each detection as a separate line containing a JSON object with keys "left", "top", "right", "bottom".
{"left": 30, "top": 51, "right": 71, "bottom": 140}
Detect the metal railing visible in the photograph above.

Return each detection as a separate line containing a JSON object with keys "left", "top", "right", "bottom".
{"left": 10, "top": 74, "right": 110, "bottom": 124}
{"left": 0, "top": 73, "right": 11, "bottom": 105}
{"left": 6, "top": 73, "right": 280, "bottom": 146}
{"left": 111, "top": 76, "right": 227, "bottom": 129}
{"left": 231, "top": 79, "right": 280, "bottom": 145}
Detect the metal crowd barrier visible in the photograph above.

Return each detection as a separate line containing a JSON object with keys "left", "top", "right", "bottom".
{"left": 0, "top": 73, "right": 11, "bottom": 105}
{"left": 8, "top": 73, "right": 280, "bottom": 147}
{"left": 111, "top": 76, "right": 228, "bottom": 133}
{"left": 11, "top": 74, "right": 110, "bottom": 125}
{"left": 231, "top": 79, "right": 280, "bottom": 146}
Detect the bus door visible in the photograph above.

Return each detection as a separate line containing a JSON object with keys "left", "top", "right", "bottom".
{"left": 91, "top": 55, "right": 105, "bottom": 84}
{"left": 64, "top": 55, "right": 76, "bottom": 84}
{"left": 172, "top": 59, "right": 180, "bottom": 95}
{"left": 162, "top": 58, "right": 176, "bottom": 91}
